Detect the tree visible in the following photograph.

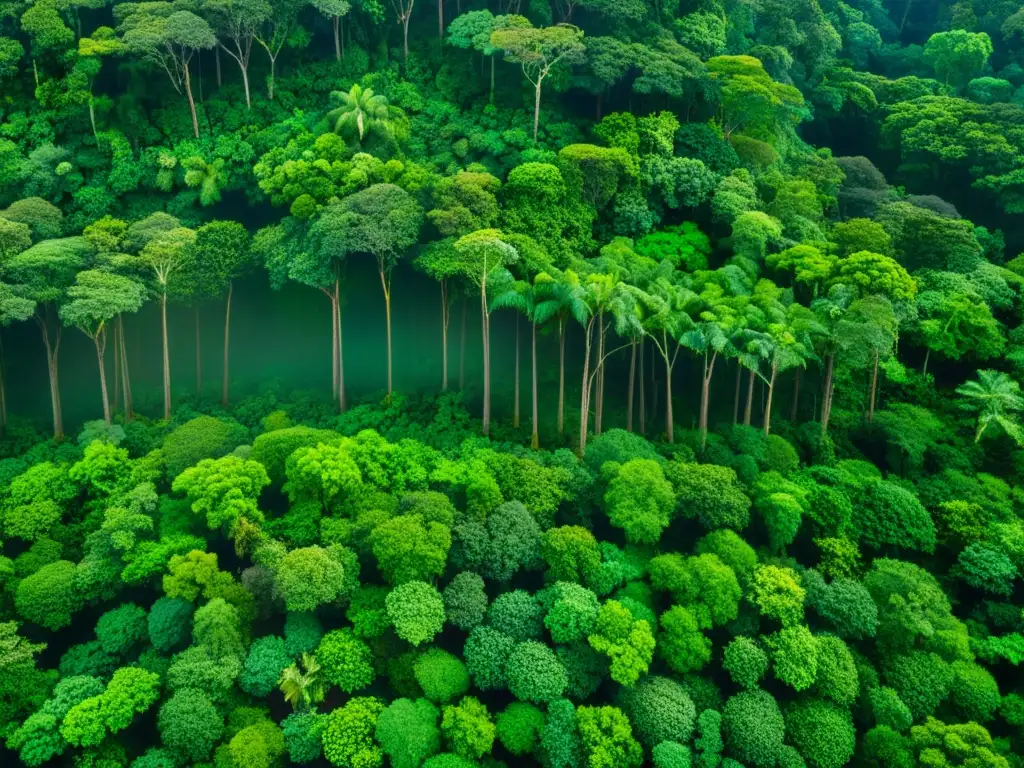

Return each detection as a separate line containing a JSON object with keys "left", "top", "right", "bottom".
{"left": 442, "top": 572, "right": 488, "bottom": 630}
{"left": 322, "top": 696, "right": 384, "bottom": 768}
{"left": 15, "top": 560, "right": 78, "bottom": 631}
{"left": 576, "top": 706, "right": 643, "bottom": 768}
{"left": 507, "top": 641, "right": 569, "bottom": 703}
{"left": 490, "top": 22, "right": 586, "bottom": 141}
{"left": 923, "top": 30, "right": 993, "bottom": 89}
{"left": 279, "top": 653, "right": 326, "bottom": 710}
{"left": 956, "top": 369, "right": 1024, "bottom": 445}
{"left": 377, "top": 698, "right": 441, "bottom": 768}
{"left": 202, "top": 0, "right": 270, "bottom": 108}
{"left": 497, "top": 702, "right": 545, "bottom": 756}
{"left": 311, "top": 0, "right": 351, "bottom": 61}
{"left": 326, "top": 84, "right": 395, "bottom": 144}
{"left": 371, "top": 514, "right": 451, "bottom": 584}
{"left": 415, "top": 650, "right": 470, "bottom": 704}
{"left": 386, "top": 581, "right": 445, "bottom": 646}
{"left": 320, "top": 184, "right": 423, "bottom": 401}
{"left": 252, "top": 0, "right": 305, "bottom": 99}
{"left": 620, "top": 676, "right": 696, "bottom": 749}
{"left": 706, "top": 55, "right": 806, "bottom": 140}
{"left": 190, "top": 221, "right": 253, "bottom": 406}
{"left": 0, "top": 282, "right": 35, "bottom": 436}
{"left": 317, "top": 629, "right": 375, "bottom": 693}
{"left": 452, "top": 229, "right": 518, "bottom": 434}
{"left": 722, "top": 691, "right": 785, "bottom": 768}
{"left": 785, "top": 699, "right": 855, "bottom": 768}
{"left": 275, "top": 546, "right": 347, "bottom": 611}
{"left": 2, "top": 236, "right": 91, "bottom": 438}
{"left": 603, "top": 459, "right": 675, "bottom": 544}
{"left": 587, "top": 600, "right": 654, "bottom": 686}
{"left": 723, "top": 636, "right": 768, "bottom": 689}
{"left": 118, "top": 6, "right": 216, "bottom": 137}
{"left": 448, "top": 12, "right": 528, "bottom": 103}
{"left": 442, "top": 696, "right": 495, "bottom": 759}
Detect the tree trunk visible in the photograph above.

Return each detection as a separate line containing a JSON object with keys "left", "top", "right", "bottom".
{"left": 763, "top": 363, "right": 777, "bottom": 435}
{"left": 329, "top": 290, "right": 338, "bottom": 402}
{"left": 403, "top": 17, "right": 410, "bottom": 60}
{"left": 240, "top": 60, "right": 251, "bottom": 109}
{"left": 733, "top": 364, "right": 742, "bottom": 424}
{"left": 222, "top": 281, "right": 232, "bottom": 406}
{"left": 821, "top": 353, "right": 835, "bottom": 435}
{"left": 195, "top": 307, "right": 202, "bottom": 394}
{"left": 184, "top": 57, "right": 200, "bottom": 138}
{"left": 743, "top": 367, "right": 755, "bottom": 427}
{"left": 112, "top": 320, "right": 121, "bottom": 414}
{"left": 438, "top": 0, "right": 444, "bottom": 36}
{"left": 440, "top": 280, "right": 449, "bottom": 392}
{"left": 215, "top": 46, "right": 222, "bottom": 86}
{"left": 922, "top": 348, "right": 930, "bottom": 377}
{"left": 579, "top": 319, "right": 595, "bottom": 455}
{"left": 513, "top": 315, "right": 520, "bottom": 428}
{"left": 790, "top": 368, "right": 801, "bottom": 422}
{"left": 489, "top": 55, "right": 495, "bottom": 104}
{"left": 481, "top": 282, "right": 491, "bottom": 436}
{"left": 531, "top": 321, "right": 539, "bottom": 449}
{"left": 626, "top": 339, "right": 636, "bottom": 432}
{"left": 868, "top": 350, "right": 879, "bottom": 423}
{"left": 0, "top": 333, "right": 6, "bottom": 438}
{"left": 94, "top": 332, "right": 111, "bottom": 425}
{"left": 557, "top": 320, "right": 566, "bottom": 435}
{"left": 161, "top": 292, "right": 171, "bottom": 420}
{"left": 120, "top": 316, "right": 134, "bottom": 420}
{"left": 664, "top": 352, "right": 674, "bottom": 444}
{"left": 333, "top": 15, "right": 342, "bottom": 61}
{"left": 533, "top": 80, "right": 542, "bottom": 142}
{"left": 39, "top": 316, "right": 63, "bottom": 439}
{"left": 379, "top": 268, "right": 393, "bottom": 401}
{"left": 699, "top": 353, "right": 716, "bottom": 451}
{"left": 459, "top": 299, "right": 467, "bottom": 390}
{"left": 268, "top": 56, "right": 277, "bottom": 100}
{"left": 595, "top": 313, "right": 604, "bottom": 435}
{"left": 639, "top": 337, "right": 645, "bottom": 434}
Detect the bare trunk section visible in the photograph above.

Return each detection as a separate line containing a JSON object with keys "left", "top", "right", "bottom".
{"left": 481, "top": 277, "right": 491, "bottom": 436}
{"left": 699, "top": 352, "right": 717, "bottom": 451}
{"left": 112, "top": 319, "right": 121, "bottom": 413}
{"left": 626, "top": 339, "right": 636, "bottom": 432}
{"left": 821, "top": 353, "right": 835, "bottom": 435}
{"left": 459, "top": 299, "right": 467, "bottom": 390}
{"left": 161, "top": 292, "right": 171, "bottom": 420}
{"left": 333, "top": 15, "right": 342, "bottom": 60}
{"left": 578, "top": 318, "right": 595, "bottom": 455}
{"left": 119, "top": 316, "right": 134, "bottom": 420}
{"left": 531, "top": 321, "right": 539, "bottom": 449}
{"left": 763, "top": 363, "right": 778, "bottom": 435}
{"left": 222, "top": 281, "right": 232, "bottom": 406}
{"left": 185, "top": 57, "right": 200, "bottom": 138}
{"left": 557, "top": 320, "right": 566, "bottom": 435}
{"left": 594, "top": 314, "right": 604, "bottom": 435}
{"left": 440, "top": 280, "right": 449, "bottom": 392}
{"left": 743, "top": 367, "right": 755, "bottom": 427}
{"left": 379, "top": 268, "right": 394, "bottom": 401}
{"left": 639, "top": 337, "right": 645, "bottom": 434}
{"left": 533, "top": 81, "right": 542, "bottom": 141}
{"left": 94, "top": 331, "right": 111, "bottom": 424}
{"left": 216, "top": 46, "right": 222, "bottom": 86}
{"left": 336, "top": 280, "right": 345, "bottom": 413}
{"left": 790, "top": 368, "right": 801, "bottom": 422}
{"left": 38, "top": 312, "right": 63, "bottom": 439}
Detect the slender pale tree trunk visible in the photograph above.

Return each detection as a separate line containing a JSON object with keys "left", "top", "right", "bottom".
{"left": 119, "top": 316, "right": 134, "bottom": 420}
{"left": 663, "top": 336, "right": 675, "bottom": 444}
{"left": 821, "top": 353, "right": 835, "bottom": 435}
{"left": 438, "top": 0, "right": 444, "bottom": 36}
{"left": 330, "top": 294, "right": 338, "bottom": 401}
{"left": 161, "top": 292, "right": 171, "bottom": 420}
{"left": 922, "top": 348, "right": 930, "bottom": 377}
{"left": 459, "top": 299, "right": 467, "bottom": 390}
{"left": 112, "top": 319, "right": 121, "bottom": 414}
{"left": 489, "top": 56, "right": 495, "bottom": 104}
{"left": 763, "top": 363, "right": 778, "bottom": 435}
{"left": 195, "top": 307, "right": 202, "bottom": 394}
{"left": 557, "top": 320, "right": 566, "bottom": 435}
{"left": 639, "top": 338, "right": 646, "bottom": 434}
{"left": 626, "top": 338, "right": 636, "bottom": 432}
{"left": 440, "top": 280, "right": 449, "bottom": 392}
{"left": 595, "top": 314, "right": 604, "bottom": 435}
{"left": 868, "top": 350, "right": 879, "bottom": 422}
{"left": 403, "top": 17, "right": 411, "bottom": 59}
{"left": 38, "top": 313, "right": 63, "bottom": 439}
{"left": 184, "top": 57, "right": 200, "bottom": 138}
{"left": 513, "top": 315, "right": 520, "bottom": 428}
{"left": 0, "top": 333, "right": 6, "bottom": 438}
{"left": 733, "top": 364, "right": 741, "bottom": 424}
{"left": 531, "top": 321, "right": 539, "bottom": 449}
{"left": 379, "top": 268, "right": 394, "bottom": 401}
{"left": 336, "top": 280, "right": 345, "bottom": 413}
{"left": 333, "top": 15, "right": 342, "bottom": 60}
{"left": 222, "top": 281, "right": 232, "bottom": 406}
{"left": 481, "top": 279, "right": 491, "bottom": 435}
{"left": 578, "top": 318, "right": 596, "bottom": 455}
{"left": 699, "top": 352, "right": 717, "bottom": 451}
{"left": 790, "top": 368, "right": 801, "bottom": 422}
{"left": 533, "top": 81, "right": 542, "bottom": 141}
{"left": 743, "top": 368, "right": 755, "bottom": 427}
{"left": 93, "top": 331, "right": 111, "bottom": 425}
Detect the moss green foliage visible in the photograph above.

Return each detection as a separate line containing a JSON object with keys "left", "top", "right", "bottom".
{"left": 387, "top": 581, "right": 446, "bottom": 647}
{"left": 322, "top": 696, "right": 384, "bottom": 768}
{"left": 375, "top": 698, "right": 441, "bottom": 768}
{"left": 414, "top": 649, "right": 470, "bottom": 704}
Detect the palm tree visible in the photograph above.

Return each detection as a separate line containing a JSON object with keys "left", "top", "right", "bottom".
{"left": 326, "top": 84, "right": 393, "bottom": 142}
{"left": 956, "top": 370, "right": 1024, "bottom": 445}
{"left": 536, "top": 271, "right": 589, "bottom": 438}
{"left": 279, "top": 653, "right": 325, "bottom": 711}
{"left": 491, "top": 277, "right": 559, "bottom": 449}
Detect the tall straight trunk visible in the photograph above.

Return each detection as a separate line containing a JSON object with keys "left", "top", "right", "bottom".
{"left": 790, "top": 368, "right": 801, "bottom": 422}
{"left": 184, "top": 57, "right": 199, "bottom": 138}
{"left": 222, "top": 281, "right": 232, "bottom": 406}
{"left": 557, "top": 320, "right": 566, "bottom": 435}
{"left": 821, "top": 353, "right": 835, "bottom": 435}
{"left": 440, "top": 280, "right": 449, "bottom": 392}
{"left": 513, "top": 315, "right": 520, "bottom": 428}
{"left": 531, "top": 321, "right": 539, "bottom": 449}
{"left": 336, "top": 280, "right": 345, "bottom": 412}
{"left": 379, "top": 268, "right": 393, "bottom": 401}
{"left": 195, "top": 307, "right": 202, "bottom": 394}
{"left": 267, "top": 55, "right": 277, "bottom": 99}
{"left": 239, "top": 63, "right": 250, "bottom": 108}
{"left": 333, "top": 15, "right": 342, "bottom": 60}
{"left": 626, "top": 339, "right": 636, "bottom": 432}
{"left": 403, "top": 17, "right": 410, "bottom": 59}
{"left": 459, "top": 299, "right": 467, "bottom": 390}
{"left": 38, "top": 313, "right": 63, "bottom": 439}
{"left": 664, "top": 349, "right": 674, "bottom": 444}
{"left": 922, "top": 348, "right": 930, "bottom": 377}
{"left": 438, "top": 0, "right": 444, "bottom": 36}
{"left": 119, "top": 316, "right": 134, "bottom": 420}
{"left": 868, "top": 351, "right": 879, "bottom": 422}
{"left": 699, "top": 352, "right": 717, "bottom": 451}
{"left": 595, "top": 313, "right": 604, "bottom": 435}
{"left": 215, "top": 46, "right": 222, "bottom": 86}
{"left": 330, "top": 291, "right": 339, "bottom": 401}
{"left": 733, "top": 364, "right": 742, "bottom": 424}
{"left": 489, "top": 55, "right": 495, "bottom": 104}
{"left": 763, "top": 363, "right": 778, "bottom": 435}
{"left": 112, "top": 320, "right": 121, "bottom": 414}
{"left": 161, "top": 292, "right": 171, "bottom": 420}
{"left": 533, "top": 81, "right": 542, "bottom": 141}
{"left": 93, "top": 331, "right": 111, "bottom": 425}
{"left": 578, "top": 318, "right": 596, "bottom": 455}
{"left": 481, "top": 281, "right": 491, "bottom": 435}
{"left": 639, "top": 337, "right": 645, "bottom": 434}
{"left": 743, "top": 367, "right": 755, "bottom": 427}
